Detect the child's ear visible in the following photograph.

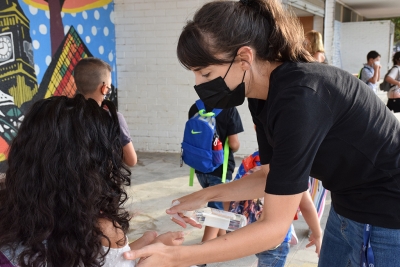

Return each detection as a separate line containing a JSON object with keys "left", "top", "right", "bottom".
{"left": 100, "top": 83, "right": 107, "bottom": 95}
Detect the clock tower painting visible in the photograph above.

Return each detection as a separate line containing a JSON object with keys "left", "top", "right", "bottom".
{"left": 0, "top": 0, "right": 33, "bottom": 172}
{"left": 0, "top": 0, "right": 117, "bottom": 181}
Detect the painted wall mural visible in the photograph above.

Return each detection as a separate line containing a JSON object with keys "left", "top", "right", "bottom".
{"left": 0, "top": 0, "right": 118, "bottom": 172}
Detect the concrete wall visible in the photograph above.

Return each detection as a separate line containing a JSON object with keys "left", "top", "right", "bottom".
{"left": 332, "top": 20, "right": 342, "bottom": 68}
{"left": 324, "top": 0, "right": 335, "bottom": 65}
{"left": 114, "top": 0, "right": 258, "bottom": 157}
{"left": 313, "top": 15, "right": 324, "bottom": 35}
{"left": 340, "top": 20, "right": 394, "bottom": 75}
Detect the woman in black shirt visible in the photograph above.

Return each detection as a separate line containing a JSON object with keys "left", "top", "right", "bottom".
{"left": 124, "top": 0, "right": 400, "bottom": 266}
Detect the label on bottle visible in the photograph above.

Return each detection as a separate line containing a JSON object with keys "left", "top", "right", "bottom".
{"left": 203, "top": 213, "right": 231, "bottom": 230}
{"left": 210, "top": 209, "right": 237, "bottom": 219}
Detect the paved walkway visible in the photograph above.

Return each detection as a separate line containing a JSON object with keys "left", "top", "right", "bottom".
{"left": 125, "top": 152, "right": 330, "bottom": 267}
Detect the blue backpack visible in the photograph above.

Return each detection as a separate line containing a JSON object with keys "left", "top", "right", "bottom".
{"left": 181, "top": 100, "right": 229, "bottom": 186}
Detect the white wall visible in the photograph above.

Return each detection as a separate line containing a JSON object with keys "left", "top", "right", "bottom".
{"left": 341, "top": 21, "right": 394, "bottom": 75}
{"left": 332, "top": 20, "right": 342, "bottom": 68}
{"left": 313, "top": 15, "right": 324, "bottom": 35}
{"left": 323, "top": 0, "right": 335, "bottom": 65}
{"left": 114, "top": 0, "right": 258, "bottom": 157}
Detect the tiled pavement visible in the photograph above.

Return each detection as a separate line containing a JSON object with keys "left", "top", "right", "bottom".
{"left": 125, "top": 152, "right": 330, "bottom": 267}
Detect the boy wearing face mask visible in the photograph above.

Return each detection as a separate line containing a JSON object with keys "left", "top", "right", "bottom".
{"left": 360, "top": 50, "right": 381, "bottom": 93}
{"left": 74, "top": 57, "right": 137, "bottom": 167}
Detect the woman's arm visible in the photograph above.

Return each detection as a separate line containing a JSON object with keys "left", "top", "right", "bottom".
{"left": 385, "top": 75, "right": 400, "bottom": 87}
{"left": 169, "top": 166, "right": 269, "bottom": 229}
{"left": 125, "top": 192, "right": 303, "bottom": 266}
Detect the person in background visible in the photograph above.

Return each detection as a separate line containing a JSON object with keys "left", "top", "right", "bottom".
{"left": 74, "top": 57, "right": 137, "bottom": 167}
{"left": 305, "top": 30, "right": 327, "bottom": 63}
{"left": 385, "top": 52, "right": 400, "bottom": 112}
{"left": 360, "top": 50, "right": 381, "bottom": 93}
{"left": 187, "top": 101, "right": 243, "bottom": 267}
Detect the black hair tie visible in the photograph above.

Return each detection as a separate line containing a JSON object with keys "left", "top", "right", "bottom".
{"left": 239, "top": 0, "right": 249, "bottom": 5}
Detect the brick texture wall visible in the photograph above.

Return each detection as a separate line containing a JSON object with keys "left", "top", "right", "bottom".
{"left": 114, "top": 0, "right": 258, "bottom": 157}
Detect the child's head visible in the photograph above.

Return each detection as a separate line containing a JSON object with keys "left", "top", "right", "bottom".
{"left": 305, "top": 30, "right": 324, "bottom": 55}
{"left": 392, "top": 51, "right": 400, "bottom": 65}
{"left": 0, "top": 95, "right": 131, "bottom": 267}
{"left": 74, "top": 57, "right": 112, "bottom": 97}
{"left": 366, "top": 50, "right": 381, "bottom": 65}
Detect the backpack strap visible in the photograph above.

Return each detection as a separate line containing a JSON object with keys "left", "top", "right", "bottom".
{"left": 189, "top": 140, "right": 230, "bottom": 186}
{"left": 221, "top": 138, "right": 230, "bottom": 183}
{"left": 195, "top": 99, "right": 222, "bottom": 117}
{"left": 189, "top": 167, "right": 195, "bottom": 186}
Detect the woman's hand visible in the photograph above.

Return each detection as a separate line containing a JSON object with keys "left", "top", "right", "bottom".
{"left": 152, "top": 231, "right": 185, "bottom": 246}
{"left": 166, "top": 192, "right": 208, "bottom": 228}
{"left": 306, "top": 231, "right": 322, "bottom": 257}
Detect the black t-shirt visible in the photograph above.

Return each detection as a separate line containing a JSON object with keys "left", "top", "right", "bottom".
{"left": 249, "top": 61, "right": 400, "bottom": 229}
{"left": 189, "top": 104, "right": 244, "bottom": 180}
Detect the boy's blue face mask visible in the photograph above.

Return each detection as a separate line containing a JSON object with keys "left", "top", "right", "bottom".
{"left": 194, "top": 56, "right": 246, "bottom": 109}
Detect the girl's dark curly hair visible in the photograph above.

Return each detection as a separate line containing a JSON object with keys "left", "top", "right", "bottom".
{"left": 0, "top": 95, "right": 131, "bottom": 267}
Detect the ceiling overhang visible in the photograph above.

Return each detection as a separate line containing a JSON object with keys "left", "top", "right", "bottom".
{"left": 338, "top": 0, "right": 400, "bottom": 19}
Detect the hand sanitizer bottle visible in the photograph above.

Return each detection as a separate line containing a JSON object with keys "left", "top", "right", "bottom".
{"left": 184, "top": 207, "right": 247, "bottom": 231}
{"left": 170, "top": 201, "right": 247, "bottom": 231}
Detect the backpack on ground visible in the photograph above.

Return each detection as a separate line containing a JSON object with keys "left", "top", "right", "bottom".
{"left": 380, "top": 66, "right": 400, "bottom": 92}
{"left": 181, "top": 99, "right": 229, "bottom": 186}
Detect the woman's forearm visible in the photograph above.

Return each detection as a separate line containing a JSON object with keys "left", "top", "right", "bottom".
{"left": 206, "top": 167, "right": 269, "bottom": 202}
{"left": 386, "top": 76, "right": 400, "bottom": 86}
{"left": 176, "top": 192, "right": 302, "bottom": 266}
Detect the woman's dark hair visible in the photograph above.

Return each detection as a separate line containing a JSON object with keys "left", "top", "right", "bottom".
{"left": 393, "top": 51, "right": 400, "bottom": 65}
{"left": 177, "top": 0, "right": 314, "bottom": 69}
{"left": 0, "top": 95, "right": 131, "bottom": 267}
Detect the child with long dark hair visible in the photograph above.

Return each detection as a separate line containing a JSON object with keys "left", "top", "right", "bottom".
{"left": 0, "top": 95, "right": 183, "bottom": 267}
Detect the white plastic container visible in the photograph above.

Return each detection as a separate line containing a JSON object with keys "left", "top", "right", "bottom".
{"left": 183, "top": 207, "right": 247, "bottom": 231}
{"left": 170, "top": 201, "right": 248, "bottom": 231}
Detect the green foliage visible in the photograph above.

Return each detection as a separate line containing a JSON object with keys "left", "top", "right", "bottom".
{"left": 369, "top": 17, "right": 400, "bottom": 43}
{"left": 391, "top": 17, "right": 400, "bottom": 43}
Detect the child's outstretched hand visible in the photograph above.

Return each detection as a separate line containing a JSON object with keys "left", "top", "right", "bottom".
{"left": 306, "top": 231, "right": 321, "bottom": 256}
{"left": 152, "top": 231, "right": 185, "bottom": 246}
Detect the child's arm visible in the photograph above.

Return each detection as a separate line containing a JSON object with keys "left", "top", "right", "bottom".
{"left": 123, "top": 141, "right": 137, "bottom": 167}
{"left": 227, "top": 134, "right": 240, "bottom": 153}
{"left": 129, "top": 231, "right": 158, "bottom": 250}
{"left": 129, "top": 231, "right": 184, "bottom": 250}
{"left": 298, "top": 191, "right": 322, "bottom": 256}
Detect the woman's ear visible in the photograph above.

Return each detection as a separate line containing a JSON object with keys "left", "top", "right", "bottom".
{"left": 237, "top": 46, "right": 253, "bottom": 71}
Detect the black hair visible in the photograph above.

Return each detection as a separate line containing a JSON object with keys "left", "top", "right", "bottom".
{"left": 367, "top": 50, "right": 381, "bottom": 61}
{"left": 74, "top": 57, "right": 112, "bottom": 95}
{"left": 392, "top": 51, "right": 400, "bottom": 65}
{"left": 177, "top": 0, "right": 314, "bottom": 70}
{"left": 0, "top": 95, "right": 131, "bottom": 267}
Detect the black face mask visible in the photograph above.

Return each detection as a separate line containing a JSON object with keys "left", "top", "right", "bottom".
{"left": 194, "top": 56, "right": 246, "bottom": 109}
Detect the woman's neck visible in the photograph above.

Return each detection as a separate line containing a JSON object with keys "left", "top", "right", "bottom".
{"left": 246, "top": 61, "right": 283, "bottom": 100}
